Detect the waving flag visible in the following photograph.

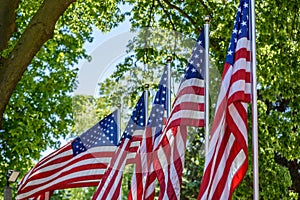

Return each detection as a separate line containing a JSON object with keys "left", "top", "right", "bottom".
{"left": 198, "top": 0, "right": 251, "bottom": 199}
{"left": 128, "top": 65, "right": 168, "bottom": 200}
{"left": 92, "top": 93, "right": 146, "bottom": 200}
{"left": 153, "top": 30, "right": 206, "bottom": 200}
{"left": 32, "top": 191, "right": 53, "bottom": 200}
{"left": 17, "top": 110, "right": 119, "bottom": 200}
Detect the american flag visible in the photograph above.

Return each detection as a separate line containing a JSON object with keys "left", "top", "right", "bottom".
{"left": 92, "top": 93, "right": 146, "bottom": 200}
{"left": 153, "top": 30, "right": 206, "bottom": 200}
{"left": 128, "top": 65, "right": 168, "bottom": 200}
{"left": 32, "top": 191, "right": 52, "bottom": 200}
{"left": 17, "top": 110, "right": 119, "bottom": 200}
{"left": 198, "top": 0, "right": 251, "bottom": 199}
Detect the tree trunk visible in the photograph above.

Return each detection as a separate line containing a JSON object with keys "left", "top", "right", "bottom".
{"left": 0, "top": 0, "right": 19, "bottom": 51}
{"left": 0, "top": 0, "right": 76, "bottom": 129}
{"left": 275, "top": 154, "right": 300, "bottom": 195}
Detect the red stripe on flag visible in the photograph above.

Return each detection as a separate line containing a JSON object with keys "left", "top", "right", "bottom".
{"left": 197, "top": 1, "right": 251, "bottom": 198}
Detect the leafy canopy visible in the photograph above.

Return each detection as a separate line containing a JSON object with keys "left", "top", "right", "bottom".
{"left": 0, "top": 0, "right": 299, "bottom": 199}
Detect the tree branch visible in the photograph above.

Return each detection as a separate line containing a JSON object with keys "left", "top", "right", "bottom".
{"left": 157, "top": 0, "right": 176, "bottom": 31}
{"left": 157, "top": 0, "right": 178, "bottom": 55}
{"left": 0, "top": 0, "right": 20, "bottom": 51}
{"left": 143, "top": 0, "right": 155, "bottom": 65}
{"left": 0, "top": 0, "right": 76, "bottom": 128}
{"left": 198, "top": 0, "right": 213, "bottom": 19}
{"left": 162, "top": 0, "right": 201, "bottom": 33}
{"left": 147, "top": 0, "right": 155, "bottom": 27}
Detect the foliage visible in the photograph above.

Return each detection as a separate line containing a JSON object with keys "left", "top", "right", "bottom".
{"left": 254, "top": 0, "right": 300, "bottom": 198}
{"left": 181, "top": 128, "right": 205, "bottom": 200}
{"left": 0, "top": 0, "right": 124, "bottom": 197}
{"left": 72, "top": 95, "right": 100, "bottom": 135}
{"left": 96, "top": 0, "right": 300, "bottom": 199}
{"left": 0, "top": 0, "right": 299, "bottom": 199}
{"left": 51, "top": 187, "right": 96, "bottom": 200}
{"left": 66, "top": 0, "right": 300, "bottom": 199}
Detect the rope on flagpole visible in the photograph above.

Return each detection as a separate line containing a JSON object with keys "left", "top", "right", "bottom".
{"left": 204, "top": 16, "right": 210, "bottom": 155}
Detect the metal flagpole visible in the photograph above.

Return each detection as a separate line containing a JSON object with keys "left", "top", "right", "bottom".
{"left": 250, "top": 0, "right": 259, "bottom": 199}
{"left": 167, "top": 56, "right": 172, "bottom": 117}
{"left": 144, "top": 84, "right": 149, "bottom": 123}
{"left": 204, "top": 17, "right": 210, "bottom": 154}
{"left": 116, "top": 103, "right": 122, "bottom": 199}
{"left": 117, "top": 103, "right": 122, "bottom": 142}
{"left": 117, "top": 100, "right": 123, "bottom": 199}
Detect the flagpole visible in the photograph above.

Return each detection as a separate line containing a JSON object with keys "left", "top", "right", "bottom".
{"left": 117, "top": 103, "right": 122, "bottom": 199}
{"left": 204, "top": 17, "right": 210, "bottom": 154}
{"left": 144, "top": 84, "right": 149, "bottom": 123}
{"left": 250, "top": 0, "right": 259, "bottom": 199}
{"left": 117, "top": 103, "right": 122, "bottom": 142}
{"left": 167, "top": 56, "right": 172, "bottom": 117}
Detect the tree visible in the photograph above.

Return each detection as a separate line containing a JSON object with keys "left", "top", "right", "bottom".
{"left": 0, "top": 0, "right": 124, "bottom": 196}
{"left": 97, "top": 0, "right": 300, "bottom": 198}
{"left": 0, "top": 0, "right": 74, "bottom": 128}
{"left": 1, "top": 0, "right": 299, "bottom": 198}
{"left": 0, "top": 0, "right": 125, "bottom": 127}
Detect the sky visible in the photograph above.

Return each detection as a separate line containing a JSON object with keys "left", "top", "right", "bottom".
{"left": 43, "top": 9, "right": 221, "bottom": 157}
{"left": 74, "top": 5, "right": 134, "bottom": 97}
{"left": 74, "top": 23, "right": 133, "bottom": 97}
{"left": 42, "top": 14, "right": 134, "bottom": 157}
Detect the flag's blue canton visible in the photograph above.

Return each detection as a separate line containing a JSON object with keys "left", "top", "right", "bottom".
{"left": 120, "top": 92, "right": 146, "bottom": 143}
{"left": 197, "top": 29, "right": 205, "bottom": 49}
{"left": 226, "top": 0, "right": 249, "bottom": 65}
{"left": 148, "top": 65, "right": 168, "bottom": 140}
{"left": 72, "top": 110, "right": 119, "bottom": 156}
{"left": 184, "top": 29, "right": 206, "bottom": 81}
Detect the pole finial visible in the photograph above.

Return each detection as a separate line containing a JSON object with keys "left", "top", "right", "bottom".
{"left": 167, "top": 56, "right": 172, "bottom": 62}
{"left": 144, "top": 84, "right": 150, "bottom": 89}
{"left": 204, "top": 16, "right": 210, "bottom": 24}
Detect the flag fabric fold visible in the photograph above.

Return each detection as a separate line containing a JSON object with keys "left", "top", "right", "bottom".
{"left": 128, "top": 65, "right": 168, "bottom": 200}
{"left": 153, "top": 30, "right": 206, "bottom": 200}
{"left": 92, "top": 93, "right": 146, "bottom": 200}
{"left": 32, "top": 191, "right": 53, "bottom": 200}
{"left": 198, "top": 0, "right": 251, "bottom": 199}
{"left": 17, "top": 110, "right": 119, "bottom": 200}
